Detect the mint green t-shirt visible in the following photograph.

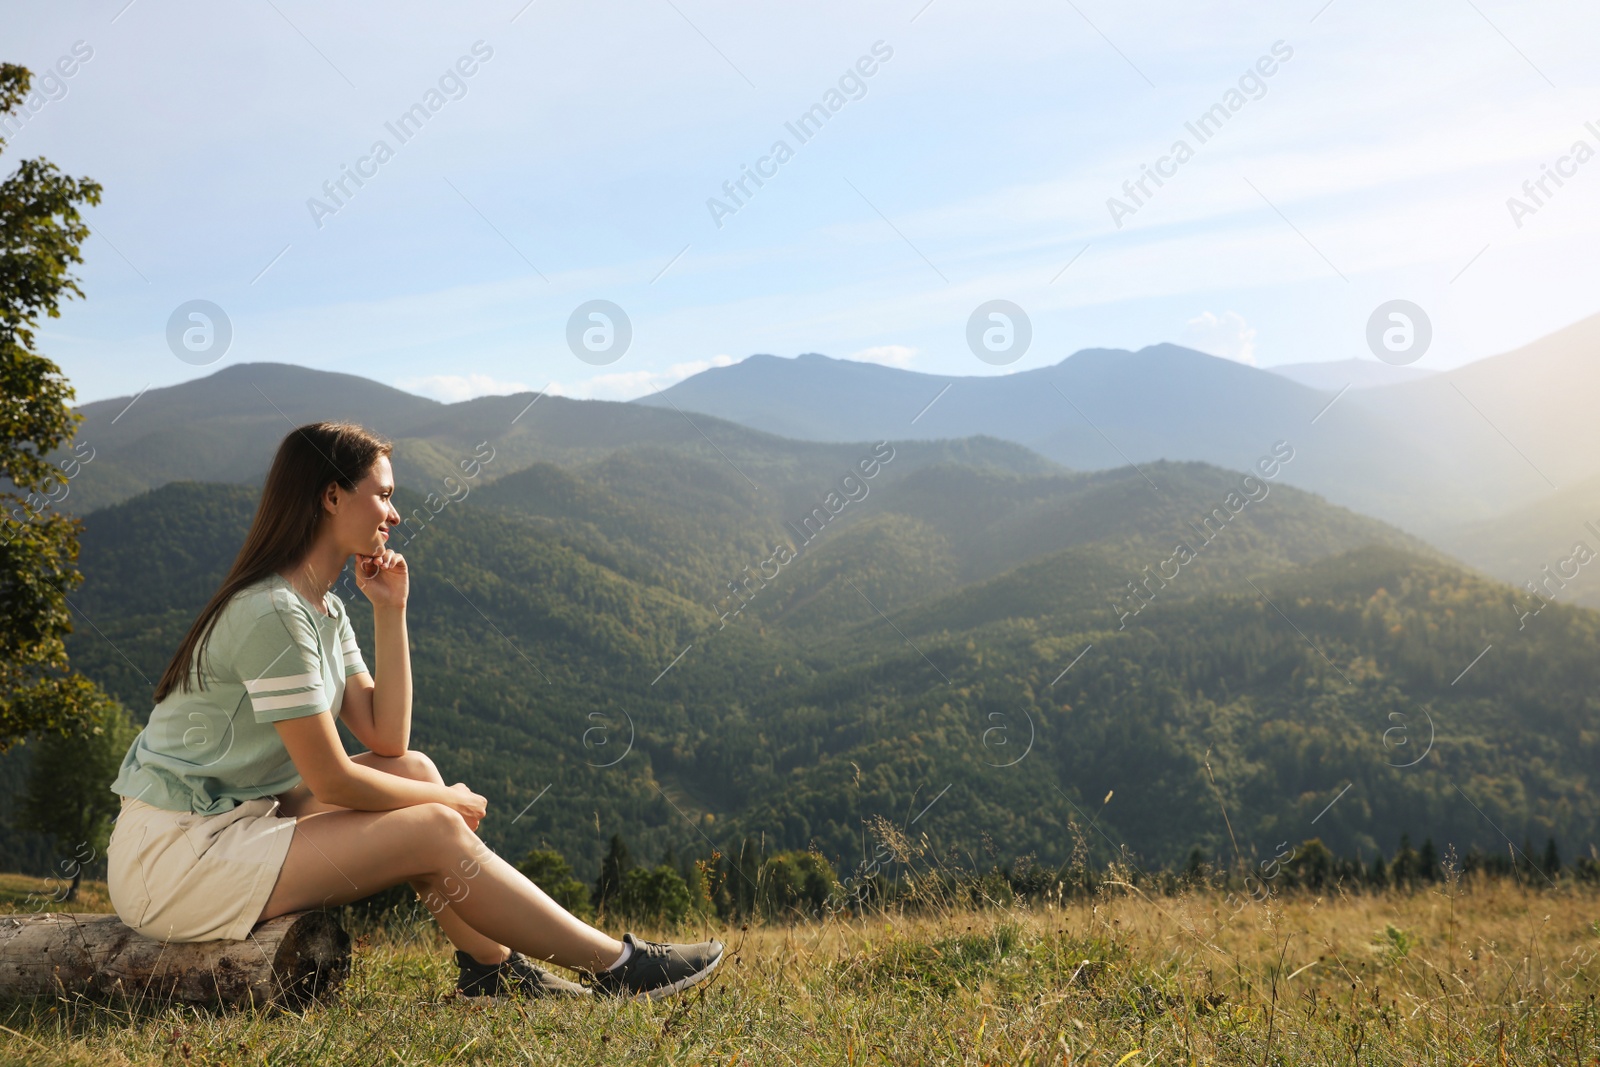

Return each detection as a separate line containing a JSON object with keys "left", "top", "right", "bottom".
{"left": 110, "top": 573, "right": 368, "bottom": 815}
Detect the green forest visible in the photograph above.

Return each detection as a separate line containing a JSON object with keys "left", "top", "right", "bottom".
{"left": 10, "top": 432, "right": 1593, "bottom": 894}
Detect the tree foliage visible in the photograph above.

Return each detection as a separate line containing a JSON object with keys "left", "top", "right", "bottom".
{"left": 615, "top": 865, "right": 693, "bottom": 927}
{"left": 592, "top": 833, "right": 633, "bottom": 914}
{"left": 759, "top": 850, "right": 837, "bottom": 917}
{"left": 17, "top": 698, "right": 136, "bottom": 900}
{"left": 517, "top": 848, "right": 594, "bottom": 920}
{"left": 0, "top": 62, "right": 106, "bottom": 748}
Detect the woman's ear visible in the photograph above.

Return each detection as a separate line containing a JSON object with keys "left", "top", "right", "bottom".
{"left": 320, "top": 481, "right": 342, "bottom": 515}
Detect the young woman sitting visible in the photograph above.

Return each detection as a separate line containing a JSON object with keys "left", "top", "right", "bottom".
{"left": 107, "top": 421, "right": 722, "bottom": 1001}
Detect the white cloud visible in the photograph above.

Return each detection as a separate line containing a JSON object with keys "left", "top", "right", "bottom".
{"left": 397, "top": 372, "right": 534, "bottom": 402}
{"left": 849, "top": 345, "right": 918, "bottom": 368}
{"left": 1182, "top": 311, "right": 1257, "bottom": 365}
{"left": 548, "top": 354, "right": 740, "bottom": 401}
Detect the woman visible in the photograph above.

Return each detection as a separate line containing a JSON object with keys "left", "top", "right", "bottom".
{"left": 107, "top": 421, "right": 722, "bottom": 1001}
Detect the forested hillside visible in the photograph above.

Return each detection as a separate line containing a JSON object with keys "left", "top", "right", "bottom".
{"left": 23, "top": 441, "right": 1599, "bottom": 885}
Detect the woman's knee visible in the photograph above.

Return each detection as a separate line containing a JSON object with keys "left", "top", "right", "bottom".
{"left": 409, "top": 805, "right": 491, "bottom": 897}
{"left": 412, "top": 802, "right": 474, "bottom": 855}
{"left": 356, "top": 748, "right": 445, "bottom": 785}
{"left": 394, "top": 749, "right": 445, "bottom": 784}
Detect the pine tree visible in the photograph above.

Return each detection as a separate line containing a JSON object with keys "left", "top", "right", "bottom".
{"left": 1419, "top": 838, "right": 1439, "bottom": 883}
{"left": 734, "top": 837, "right": 762, "bottom": 917}
{"left": 1542, "top": 837, "right": 1561, "bottom": 880}
{"left": 592, "top": 833, "right": 633, "bottom": 913}
{"left": 1393, "top": 834, "right": 1418, "bottom": 888}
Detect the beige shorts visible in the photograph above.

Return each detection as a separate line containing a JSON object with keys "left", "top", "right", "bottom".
{"left": 106, "top": 794, "right": 298, "bottom": 942}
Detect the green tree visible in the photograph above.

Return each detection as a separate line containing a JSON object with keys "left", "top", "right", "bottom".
{"left": 698, "top": 851, "right": 731, "bottom": 918}
{"left": 759, "top": 850, "right": 837, "bottom": 918}
{"left": 733, "top": 837, "right": 762, "bottom": 917}
{"left": 1367, "top": 852, "right": 1388, "bottom": 889}
{"left": 1289, "top": 838, "right": 1335, "bottom": 890}
{"left": 592, "top": 833, "right": 633, "bottom": 914}
{"left": 17, "top": 698, "right": 136, "bottom": 901}
{"left": 1419, "top": 838, "right": 1439, "bottom": 883}
{"left": 1519, "top": 838, "right": 1537, "bottom": 879}
{"left": 1392, "top": 834, "right": 1420, "bottom": 888}
{"left": 965, "top": 868, "right": 1016, "bottom": 909}
{"left": 0, "top": 62, "right": 106, "bottom": 747}
{"left": 616, "top": 865, "right": 693, "bottom": 928}
{"left": 517, "top": 848, "right": 593, "bottom": 921}
{"left": 1542, "top": 837, "right": 1561, "bottom": 880}
{"left": 681, "top": 855, "right": 708, "bottom": 912}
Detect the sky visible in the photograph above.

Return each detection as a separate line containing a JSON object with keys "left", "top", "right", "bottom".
{"left": 8, "top": 0, "right": 1600, "bottom": 405}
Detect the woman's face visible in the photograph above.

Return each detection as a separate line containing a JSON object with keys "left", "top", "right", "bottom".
{"left": 325, "top": 455, "right": 401, "bottom": 558}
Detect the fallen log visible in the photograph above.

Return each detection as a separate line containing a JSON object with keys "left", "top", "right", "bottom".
{"left": 0, "top": 910, "right": 350, "bottom": 1010}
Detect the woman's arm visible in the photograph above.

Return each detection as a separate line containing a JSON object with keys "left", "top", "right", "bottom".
{"left": 274, "top": 713, "right": 485, "bottom": 825}
{"left": 369, "top": 602, "right": 412, "bottom": 753}
{"left": 350, "top": 548, "right": 412, "bottom": 756}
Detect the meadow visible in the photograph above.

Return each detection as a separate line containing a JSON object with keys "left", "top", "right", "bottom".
{"left": 0, "top": 870, "right": 1593, "bottom": 1066}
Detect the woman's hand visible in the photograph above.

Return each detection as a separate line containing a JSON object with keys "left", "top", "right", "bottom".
{"left": 445, "top": 782, "right": 487, "bottom": 832}
{"left": 355, "top": 548, "right": 409, "bottom": 610}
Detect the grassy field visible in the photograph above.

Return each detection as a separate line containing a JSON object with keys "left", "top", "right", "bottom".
{"left": 0, "top": 873, "right": 1595, "bottom": 1065}
{"left": 0, "top": 873, "right": 111, "bottom": 916}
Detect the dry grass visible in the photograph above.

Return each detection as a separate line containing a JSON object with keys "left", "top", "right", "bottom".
{"left": 0, "top": 873, "right": 112, "bottom": 917}
{"left": 0, "top": 873, "right": 1593, "bottom": 1064}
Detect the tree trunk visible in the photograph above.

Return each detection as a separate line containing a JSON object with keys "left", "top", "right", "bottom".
{"left": 0, "top": 910, "right": 350, "bottom": 1010}
{"left": 63, "top": 869, "right": 80, "bottom": 904}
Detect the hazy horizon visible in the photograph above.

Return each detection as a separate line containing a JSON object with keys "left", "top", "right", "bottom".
{"left": 8, "top": 1, "right": 1600, "bottom": 406}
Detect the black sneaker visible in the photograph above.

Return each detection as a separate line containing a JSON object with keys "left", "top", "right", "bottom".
{"left": 455, "top": 949, "right": 590, "bottom": 999}
{"left": 583, "top": 932, "right": 724, "bottom": 1001}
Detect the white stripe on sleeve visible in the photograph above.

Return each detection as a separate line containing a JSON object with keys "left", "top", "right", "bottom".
{"left": 250, "top": 688, "right": 327, "bottom": 712}
{"left": 244, "top": 671, "right": 321, "bottom": 694}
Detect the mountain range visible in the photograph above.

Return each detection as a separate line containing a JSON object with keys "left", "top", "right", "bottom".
{"left": 10, "top": 338, "right": 1600, "bottom": 879}
{"left": 1264, "top": 359, "right": 1434, "bottom": 392}
{"left": 635, "top": 311, "right": 1600, "bottom": 555}
{"left": 54, "top": 308, "right": 1600, "bottom": 607}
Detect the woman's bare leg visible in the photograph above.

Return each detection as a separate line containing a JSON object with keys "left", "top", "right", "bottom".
{"left": 263, "top": 755, "right": 623, "bottom": 972}
{"left": 275, "top": 751, "right": 512, "bottom": 964}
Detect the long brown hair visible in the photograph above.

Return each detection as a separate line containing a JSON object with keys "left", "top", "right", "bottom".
{"left": 152, "top": 421, "right": 392, "bottom": 702}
